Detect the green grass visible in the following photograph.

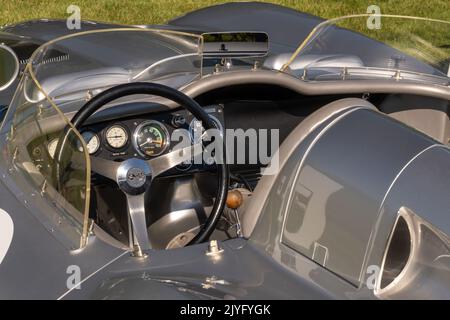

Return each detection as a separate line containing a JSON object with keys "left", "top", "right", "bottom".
{"left": 1, "top": 0, "right": 449, "bottom": 26}
{"left": 1, "top": 0, "right": 449, "bottom": 72}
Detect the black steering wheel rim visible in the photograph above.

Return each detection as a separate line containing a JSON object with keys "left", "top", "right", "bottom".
{"left": 58, "top": 82, "right": 229, "bottom": 246}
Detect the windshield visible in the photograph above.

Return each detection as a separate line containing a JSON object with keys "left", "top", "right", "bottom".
{"left": 283, "top": 15, "right": 450, "bottom": 84}
{"left": 0, "top": 28, "right": 202, "bottom": 249}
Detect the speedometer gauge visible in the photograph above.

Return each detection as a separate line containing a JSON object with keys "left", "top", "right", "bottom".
{"left": 106, "top": 125, "right": 128, "bottom": 149}
{"left": 134, "top": 120, "right": 169, "bottom": 157}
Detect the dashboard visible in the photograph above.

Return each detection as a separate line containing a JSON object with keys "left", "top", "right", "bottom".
{"left": 28, "top": 87, "right": 332, "bottom": 186}
{"left": 29, "top": 104, "right": 225, "bottom": 178}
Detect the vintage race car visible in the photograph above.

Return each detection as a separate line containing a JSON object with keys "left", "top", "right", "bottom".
{"left": 0, "top": 2, "right": 449, "bottom": 299}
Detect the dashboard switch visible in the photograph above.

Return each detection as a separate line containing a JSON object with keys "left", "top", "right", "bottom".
{"left": 171, "top": 115, "right": 186, "bottom": 128}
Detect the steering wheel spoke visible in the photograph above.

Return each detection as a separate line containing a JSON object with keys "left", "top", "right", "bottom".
{"left": 90, "top": 156, "right": 121, "bottom": 181}
{"left": 148, "top": 143, "right": 203, "bottom": 178}
{"left": 126, "top": 193, "right": 151, "bottom": 251}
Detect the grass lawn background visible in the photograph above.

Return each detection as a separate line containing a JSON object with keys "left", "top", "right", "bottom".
{"left": 1, "top": 0, "right": 449, "bottom": 26}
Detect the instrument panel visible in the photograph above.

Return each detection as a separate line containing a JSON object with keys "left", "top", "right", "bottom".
{"left": 28, "top": 105, "right": 225, "bottom": 177}
{"left": 72, "top": 104, "right": 225, "bottom": 173}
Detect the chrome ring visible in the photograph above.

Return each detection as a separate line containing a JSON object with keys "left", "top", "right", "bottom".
{"left": 133, "top": 120, "right": 170, "bottom": 158}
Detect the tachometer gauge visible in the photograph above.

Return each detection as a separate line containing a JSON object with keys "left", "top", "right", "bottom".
{"left": 134, "top": 120, "right": 169, "bottom": 157}
{"left": 47, "top": 138, "right": 59, "bottom": 159}
{"left": 106, "top": 125, "right": 128, "bottom": 149}
{"left": 78, "top": 131, "right": 100, "bottom": 154}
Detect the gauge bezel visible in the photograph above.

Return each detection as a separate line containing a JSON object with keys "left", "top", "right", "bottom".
{"left": 80, "top": 131, "right": 100, "bottom": 155}
{"left": 105, "top": 124, "right": 129, "bottom": 149}
{"left": 133, "top": 120, "right": 170, "bottom": 158}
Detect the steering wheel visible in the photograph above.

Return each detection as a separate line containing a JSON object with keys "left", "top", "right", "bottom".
{"left": 58, "top": 82, "right": 229, "bottom": 254}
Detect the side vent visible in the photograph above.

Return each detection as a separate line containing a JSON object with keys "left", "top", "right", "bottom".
{"left": 379, "top": 215, "right": 412, "bottom": 290}
{"left": 375, "top": 207, "right": 450, "bottom": 299}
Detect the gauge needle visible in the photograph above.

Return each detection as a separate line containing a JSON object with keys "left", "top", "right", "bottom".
{"left": 140, "top": 139, "right": 162, "bottom": 148}
{"left": 139, "top": 140, "right": 151, "bottom": 147}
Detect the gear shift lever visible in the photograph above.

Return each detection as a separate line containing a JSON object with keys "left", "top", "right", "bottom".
{"left": 226, "top": 189, "right": 244, "bottom": 237}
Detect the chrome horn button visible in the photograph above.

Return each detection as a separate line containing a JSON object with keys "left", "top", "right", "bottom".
{"left": 126, "top": 167, "right": 147, "bottom": 188}
{"left": 116, "top": 158, "right": 152, "bottom": 195}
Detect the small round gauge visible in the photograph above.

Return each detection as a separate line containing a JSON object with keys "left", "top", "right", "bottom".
{"left": 106, "top": 125, "right": 128, "bottom": 149}
{"left": 189, "top": 115, "right": 223, "bottom": 144}
{"left": 78, "top": 131, "right": 100, "bottom": 154}
{"left": 47, "top": 138, "right": 59, "bottom": 159}
{"left": 134, "top": 120, "right": 169, "bottom": 157}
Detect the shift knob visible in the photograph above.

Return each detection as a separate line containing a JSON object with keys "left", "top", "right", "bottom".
{"left": 226, "top": 190, "right": 243, "bottom": 209}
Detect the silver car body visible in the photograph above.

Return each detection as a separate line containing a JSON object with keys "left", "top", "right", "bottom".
{"left": 0, "top": 2, "right": 448, "bottom": 299}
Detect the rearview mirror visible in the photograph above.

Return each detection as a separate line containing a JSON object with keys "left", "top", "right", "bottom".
{"left": 201, "top": 32, "right": 269, "bottom": 58}
{"left": 0, "top": 44, "right": 19, "bottom": 91}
